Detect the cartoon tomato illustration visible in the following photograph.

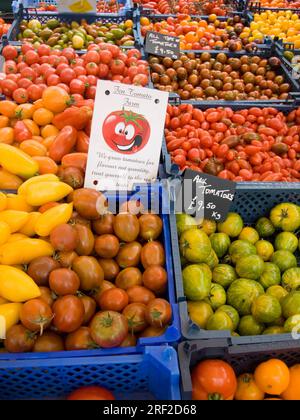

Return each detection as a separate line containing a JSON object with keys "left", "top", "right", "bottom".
{"left": 102, "top": 110, "right": 151, "bottom": 154}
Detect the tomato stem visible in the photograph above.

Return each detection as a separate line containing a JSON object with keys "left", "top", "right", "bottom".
{"left": 208, "top": 393, "right": 224, "bottom": 400}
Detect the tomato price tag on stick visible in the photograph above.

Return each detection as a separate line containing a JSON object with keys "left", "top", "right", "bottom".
{"left": 180, "top": 169, "right": 236, "bottom": 222}
{"left": 57, "top": 0, "right": 97, "bottom": 13}
{"left": 84, "top": 80, "right": 168, "bottom": 191}
{"left": 145, "top": 31, "right": 180, "bottom": 60}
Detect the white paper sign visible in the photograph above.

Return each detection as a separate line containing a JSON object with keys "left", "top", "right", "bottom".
{"left": 57, "top": 0, "right": 97, "bottom": 13}
{"left": 84, "top": 80, "right": 168, "bottom": 191}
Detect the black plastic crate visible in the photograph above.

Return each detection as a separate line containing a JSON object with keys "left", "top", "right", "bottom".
{"left": 7, "top": 6, "right": 140, "bottom": 51}
{"left": 171, "top": 183, "right": 300, "bottom": 346}
{"left": 179, "top": 339, "right": 300, "bottom": 400}
{"left": 148, "top": 49, "right": 300, "bottom": 106}
{"left": 161, "top": 101, "right": 298, "bottom": 178}
{"left": 248, "top": 1, "right": 300, "bottom": 13}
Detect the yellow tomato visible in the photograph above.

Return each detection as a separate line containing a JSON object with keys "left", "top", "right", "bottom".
{"left": 0, "top": 221, "right": 11, "bottom": 246}
{"left": 7, "top": 233, "right": 28, "bottom": 243}
{"left": 0, "top": 238, "right": 54, "bottom": 265}
{"left": 19, "top": 212, "right": 41, "bottom": 237}
{"left": 0, "top": 265, "right": 41, "bottom": 302}
{"left": 0, "top": 193, "right": 7, "bottom": 212}
{"left": 0, "top": 210, "right": 29, "bottom": 233}
{"left": 0, "top": 144, "right": 39, "bottom": 179}
{"left": 0, "top": 303, "right": 23, "bottom": 333}
{"left": 35, "top": 203, "right": 73, "bottom": 237}
{"left": 18, "top": 173, "right": 59, "bottom": 195}
{"left": 6, "top": 194, "right": 34, "bottom": 212}
{"left": 24, "top": 181, "right": 73, "bottom": 206}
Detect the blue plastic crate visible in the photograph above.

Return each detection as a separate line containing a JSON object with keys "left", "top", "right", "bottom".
{"left": 171, "top": 182, "right": 300, "bottom": 346}
{"left": 0, "top": 346, "right": 180, "bottom": 400}
{"left": 13, "top": 0, "right": 133, "bottom": 14}
{"left": 178, "top": 339, "right": 300, "bottom": 400}
{"left": 0, "top": 184, "right": 180, "bottom": 358}
{"left": 8, "top": 7, "right": 140, "bottom": 50}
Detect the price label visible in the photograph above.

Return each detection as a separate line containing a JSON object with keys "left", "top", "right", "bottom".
{"left": 57, "top": 0, "right": 97, "bottom": 13}
{"left": 182, "top": 169, "right": 236, "bottom": 222}
{"left": 145, "top": 31, "right": 180, "bottom": 60}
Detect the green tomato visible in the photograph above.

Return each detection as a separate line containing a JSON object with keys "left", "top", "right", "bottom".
{"left": 229, "top": 240, "right": 257, "bottom": 265}
{"left": 263, "top": 326, "right": 285, "bottom": 335}
{"left": 251, "top": 294, "right": 282, "bottom": 323}
{"left": 205, "top": 249, "right": 219, "bottom": 270}
{"left": 238, "top": 315, "right": 264, "bottom": 336}
{"left": 236, "top": 255, "right": 265, "bottom": 280}
{"left": 182, "top": 264, "right": 212, "bottom": 301}
{"left": 216, "top": 305, "right": 240, "bottom": 330}
{"left": 275, "top": 232, "right": 298, "bottom": 253}
{"left": 284, "top": 314, "right": 300, "bottom": 334}
{"left": 227, "top": 279, "right": 264, "bottom": 316}
{"left": 176, "top": 214, "right": 198, "bottom": 237}
{"left": 212, "top": 264, "right": 237, "bottom": 289}
{"left": 255, "top": 217, "right": 275, "bottom": 238}
{"left": 266, "top": 285, "right": 288, "bottom": 302}
{"left": 282, "top": 267, "right": 300, "bottom": 292}
{"left": 210, "top": 233, "right": 231, "bottom": 258}
{"left": 281, "top": 291, "right": 300, "bottom": 319}
{"left": 270, "top": 202, "right": 300, "bottom": 232}
{"left": 187, "top": 301, "right": 213, "bottom": 329}
{"left": 259, "top": 262, "right": 281, "bottom": 289}
{"left": 271, "top": 250, "right": 297, "bottom": 272}
{"left": 217, "top": 212, "right": 243, "bottom": 237}
{"left": 205, "top": 283, "right": 226, "bottom": 310}
{"left": 180, "top": 229, "right": 211, "bottom": 263}
{"left": 206, "top": 312, "right": 233, "bottom": 331}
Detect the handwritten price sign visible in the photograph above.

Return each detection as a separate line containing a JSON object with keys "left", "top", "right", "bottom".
{"left": 145, "top": 31, "right": 180, "bottom": 60}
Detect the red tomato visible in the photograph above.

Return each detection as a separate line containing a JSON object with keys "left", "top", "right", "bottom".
{"left": 1, "top": 79, "right": 18, "bottom": 96}
{"left": 98, "top": 64, "right": 109, "bottom": 78}
{"left": 27, "top": 84, "right": 43, "bottom": 101}
{"left": 56, "top": 63, "right": 69, "bottom": 76}
{"left": 25, "top": 50, "right": 39, "bottom": 65}
{"left": 60, "top": 68, "right": 76, "bottom": 84}
{"left": 13, "top": 88, "right": 29, "bottom": 104}
{"left": 99, "top": 50, "right": 113, "bottom": 64}
{"left": 133, "top": 74, "right": 148, "bottom": 86}
{"left": 86, "top": 62, "right": 99, "bottom": 76}
{"left": 85, "top": 50, "right": 100, "bottom": 64}
{"left": 37, "top": 44, "right": 51, "bottom": 57}
{"left": 2, "top": 45, "right": 18, "bottom": 60}
{"left": 47, "top": 74, "right": 60, "bottom": 86}
{"left": 69, "top": 79, "right": 86, "bottom": 95}
{"left": 73, "top": 66, "right": 87, "bottom": 76}
{"left": 4, "top": 60, "right": 17, "bottom": 74}
{"left": 62, "top": 48, "right": 76, "bottom": 61}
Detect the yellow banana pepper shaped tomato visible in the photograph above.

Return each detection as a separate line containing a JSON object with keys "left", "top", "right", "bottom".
{"left": 0, "top": 169, "right": 23, "bottom": 190}
{"left": 0, "top": 192, "right": 7, "bottom": 212}
{"left": 0, "top": 303, "right": 23, "bottom": 334}
{"left": 18, "top": 174, "right": 59, "bottom": 196}
{"left": 0, "top": 238, "right": 54, "bottom": 265}
{"left": 6, "top": 194, "right": 34, "bottom": 212}
{"left": 0, "top": 210, "right": 29, "bottom": 233}
{"left": 0, "top": 144, "right": 39, "bottom": 179}
{"left": 0, "top": 266, "right": 41, "bottom": 302}
{"left": 0, "top": 221, "right": 10, "bottom": 246}
{"left": 7, "top": 233, "right": 28, "bottom": 243}
{"left": 0, "top": 297, "right": 9, "bottom": 305}
{"left": 19, "top": 212, "right": 41, "bottom": 237}
{"left": 35, "top": 202, "right": 73, "bottom": 237}
{"left": 24, "top": 181, "right": 73, "bottom": 206}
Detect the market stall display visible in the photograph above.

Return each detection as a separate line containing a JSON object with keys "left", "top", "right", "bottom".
{"left": 1, "top": 0, "right": 300, "bottom": 401}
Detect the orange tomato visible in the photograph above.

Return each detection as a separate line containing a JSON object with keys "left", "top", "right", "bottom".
{"left": 33, "top": 108, "right": 54, "bottom": 126}
{"left": 254, "top": 359, "right": 290, "bottom": 396}
{"left": 0, "top": 116, "right": 9, "bottom": 128}
{"left": 281, "top": 364, "right": 300, "bottom": 400}
{"left": 140, "top": 17, "right": 150, "bottom": 26}
{"left": 19, "top": 140, "right": 47, "bottom": 157}
{"left": 235, "top": 373, "right": 265, "bottom": 401}
{"left": 23, "top": 119, "right": 40, "bottom": 136}
{"left": 0, "top": 127, "right": 14, "bottom": 144}
{"left": 33, "top": 99, "right": 44, "bottom": 111}
{"left": 15, "top": 104, "right": 34, "bottom": 120}
{"left": 42, "top": 86, "right": 70, "bottom": 113}
{"left": 33, "top": 156, "right": 58, "bottom": 175}
{"left": 41, "top": 124, "right": 59, "bottom": 138}
{"left": 0, "top": 101, "right": 17, "bottom": 118}
{"left": 32, "top": 136, "right": 44, "bottom": 143}
{"left": 0, "top": 169, "right": 23, "bottom": 190}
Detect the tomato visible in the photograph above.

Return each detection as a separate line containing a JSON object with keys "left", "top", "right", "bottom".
{"left": 48, "top": 126, "right": 77, "bottom": 162}
{"left": 98, "top": 63, "right": 109, "bottom": 78}
{"left": 142, "top": 266, "right": 167, "bottom": 294}
{"left": 59, "top": 166, "right": 84, "bottom": 189}
{"left": 12, "top": 88, "right": 28, "bottom": 104}
{"left": 62, "top": 48, "right": 76, "bottom": 61}
{"left": 139, "top": 214, "right": 162, "bottom": 241}
{"left": 37, "top": 44, "right": 51, "bottom": 57}
{"left": 116, "top": 267, "right": 142, "bottom": 290}
{"left": 85, "top": 50, "right": 100, "bottom": 64}
{"left": 192, "top": 360, "right": 237, "bottom": 400}
{"left": 50, "top": 224, "right": 78, "bottom": 252}
{"left": 1, "top": 79, "right": 17, "bottom": 96}
{"left": 67, "top": 386, "right": 115, "bottom": 400}
{"left": 99, "top": 288, "right": 129, "bottom": 312}
{"left": 116, "top": 242, "right": 142, "bottom": 268}
{"left": 65, "top": 326, "right": 97, "bottom": 351}
{"left": 110, "top": 59, "right": 126, "bottom": 75}
{"left": 72, "top": 256, "right": 104, "bottom": 291}
{"left": 27, "top": 84, "right": 43, "bottom": 101}
{"left": 69, "top": 79, "right": 85, "bottom": 95}
{"left": 49, "top": 268, "right": 80, "bottom": 296}
{"left": 90, "top": 310, "right": 128, "bottom": 348}
{"left": 4, "top": 60, "right": 17, "bottom": 74}
{"left": 73, "top": 188, "right": 106, "bottom": 220}
{"left": 127, "top": 286, "right": 155, "bottom": 305}
{"left": 52, "top": 295, "right": 85, "bottom": 333}
{"left": 145, "top": 298, "right": 172, "bottom": 327}
{"left": 94, "top": 234, "right": 120, "bottom": 259}
{"left": 33, "top": 332, "right": 64, "bottom": 352}
{"left": 78, "top": 294, "right": 96, "bottom": 325}
{"left": 98, "top": 259, "right": 120, "bottom": 282}
{"left": 123, "top": 303, "right": 148, "bottom": 333}
{"left": 235, "top": 373, "right": 265, "bottom": 400}
{"left": 113, "top": 214, "right": 139, "bottom": 242}
{"left": 254, "top": 359, "right": 290, "bottom": 395}
{"left": 2, "top": 45, "right": 18, "bottom": 60}
{"left": 74, "top": 225, "right": 95, "bottom": 256}
{"left": 20, "top": 298, "right": 53, "bottom": 334}
{"left": 133, "top": 74, "right": 148, "bottom": 86}
{"left": 60, "top": 68, "right": 76, "bottom": 84}
{"left": 5, "top": 324, "right": 36, "bottom": 353}
{"left": 281, "top": 364, "right": 300, "bottom": 400}
{"left": 25, "top": 50, "right": 39, "bottom": 65}
{"left": 47, "top": 74, "right": 60, "bottom": 86}
{"left": 141, "top": 241, "right": 165, "bottom": 269}
{"left": 27, "top": 256, "right": 60, "bottom": 287}
{"left": 39, "top": 286, "right": 54, "bottom": 307}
